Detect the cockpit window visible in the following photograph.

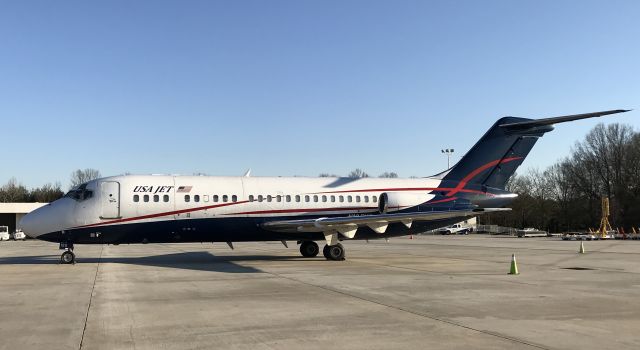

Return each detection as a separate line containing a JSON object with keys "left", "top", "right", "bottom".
{"left": 64, "top": 183, "right": 93, "bottom": 201}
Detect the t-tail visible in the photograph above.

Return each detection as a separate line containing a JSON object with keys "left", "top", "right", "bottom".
{"left": 440, "top": 109, "right": 630, "bottom": 194}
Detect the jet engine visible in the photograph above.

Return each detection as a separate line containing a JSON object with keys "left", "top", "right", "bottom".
{"left": 378, "top": 192, "right": 434, "bottom": 213}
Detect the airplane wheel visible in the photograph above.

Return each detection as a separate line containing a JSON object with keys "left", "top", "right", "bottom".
{"left": 60, "top": 251, "right": 75, "bottom": 264}
{"left": 323, "top": 243, "right": 345, "bottom": 261}
{"left": 300, "top": 241, "right": 319, "bottom": 257}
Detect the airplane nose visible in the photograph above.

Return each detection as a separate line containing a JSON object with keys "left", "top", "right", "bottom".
{"left": 20, "top": 210, "right": 43, "bottom": 239}
{"left": 19, "top": 202, "right": 74, "bottom": 239}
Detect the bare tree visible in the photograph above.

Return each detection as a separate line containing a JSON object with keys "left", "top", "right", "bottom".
{"left": 0, "top": 178, "right": 30, "bottom": 202}
{"left": 319, "top": 173, "right": 339, "bottom": 177}
{"left": 347, "top": 169, "right": 369, "bottom": 178}
{"left": 379, "top": 172, "right": 398, "bottom": 178}
{"left": 496, "top": 122, "right": 640, "bottom": 231}
{"left": 30, "top": 182, "right": 64, "bottom": 202}
{"left": 70, "top": 168, "right": 101, "bottom": 189}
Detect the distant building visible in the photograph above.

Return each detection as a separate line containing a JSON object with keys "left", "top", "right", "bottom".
{"left": 0, "top": 203, "right": 47, "bottom": 234}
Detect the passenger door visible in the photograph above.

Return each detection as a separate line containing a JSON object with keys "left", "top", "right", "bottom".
{"left": 100, "top": 181, "right": 121, "bottom": 219}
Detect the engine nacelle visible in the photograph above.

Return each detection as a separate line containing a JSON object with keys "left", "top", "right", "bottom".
{"left": 378, "top": 192, "right": 434, "bottom": 213}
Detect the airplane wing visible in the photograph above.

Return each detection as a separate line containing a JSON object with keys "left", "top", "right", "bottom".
{"left": 261, "top": 208, "right": 510, "bottom": 245}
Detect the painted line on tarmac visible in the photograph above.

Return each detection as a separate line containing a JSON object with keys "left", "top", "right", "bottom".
{"left": 79, "top": 245, "right": 103, "bottom": 350}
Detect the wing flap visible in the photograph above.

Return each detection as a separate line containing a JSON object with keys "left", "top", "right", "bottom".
{"left": 261, "top": 208, "right": 510, "bottom": 234}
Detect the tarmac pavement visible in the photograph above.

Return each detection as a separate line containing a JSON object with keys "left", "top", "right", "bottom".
{"left": 1, "top": 236, "right": 639, "bottom": 350}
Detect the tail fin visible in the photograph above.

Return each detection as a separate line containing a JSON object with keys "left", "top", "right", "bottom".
{"left": 441, "top": 109, "right": 629, "bottom": 190}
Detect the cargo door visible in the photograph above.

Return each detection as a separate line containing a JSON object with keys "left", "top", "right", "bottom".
{"left": 100, "top": 181, "right": 121, "bottom": 219}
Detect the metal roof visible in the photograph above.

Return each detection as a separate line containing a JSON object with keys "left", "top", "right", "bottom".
{"left": 0, "top": 203, "right": 48, "bottom": 214}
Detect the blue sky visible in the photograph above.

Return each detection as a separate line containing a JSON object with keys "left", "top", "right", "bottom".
{"left": 1, "top": 0, "right": 638, "bottom": 189}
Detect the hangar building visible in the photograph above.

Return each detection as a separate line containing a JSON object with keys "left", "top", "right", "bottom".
{"left": 0, "top": 203, "right": 47, "bottom": 234}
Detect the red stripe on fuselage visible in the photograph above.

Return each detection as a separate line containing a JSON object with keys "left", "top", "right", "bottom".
{"left": 73, "top": 200, "right": 250, "bottom": 229}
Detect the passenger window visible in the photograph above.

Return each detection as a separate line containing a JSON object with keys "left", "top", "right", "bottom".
{"left": 267, "top": 195, "right": 272, "bottom": 202}
{"left": 144, "top": 195, "right": 149, "bottom": 202}
{"left": 133, "top": 195, "right": 139, "bottom": 202}
{"left": 185, "top": 195, "right": 190, "bottom": 202}
{"left": 286, "top": 195, "right": 291, "bottom": 202}
{"left": 364, "top": 196, "right": 369, "bottom": 203}
{"left": 313, "top": 195, "right": 318, "bottom": 202}
{"left": 331, "top": 195, "right": 335, "bottom": 202}
{"left": 213, "top": 195, "right": 219, "bottom": 202}
{"left": 339, "top": 195, "right": 344, "bottom": 203}
{"left": 249, "top": 195, "right": 254, "bottom": 202}
{"left": 203, "top": 195, "right": 209, "bottom": 202}
{"left": 295, "top": 195, "right": 301, "bottom": 202}
{"left": 276, "top": 195, "right": 282, "bottom": 202}
{"left": 322, "top": 195, "right": 327, "bottom": 202}
{"left": 163, "top": 195, "right": 169, "bottom": 202}
{"left": 194, "top": 195, "right": 200, "bottom": 202}
{"left": 305, "top": 195, "right": 310, "bottom": 202}
{"left": 153, "top": 195, "right": 159, "bottom": 202}
{"left": 347, "top": 195, "right": 352, "bottom": 203}
{"left": 258, "top": 195, "right": 264, "bottom": 202}
{"left": 356, "top": 196, "right": 361, "bottom": 203}
{"left": 232, "top": 195, "right": 238, "bottom": 202}
{"left": 223, "top": 195, "right": 228, "bottom": 202}
{"left": 373, "top": 195, "right": 378, "bottom": 202}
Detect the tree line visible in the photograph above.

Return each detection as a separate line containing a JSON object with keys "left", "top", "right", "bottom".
{"left": 489, "top": 122, "right": 640, "bottom": 232}
{"left": 0, "top": 169, "right": 101, "bottom": 203}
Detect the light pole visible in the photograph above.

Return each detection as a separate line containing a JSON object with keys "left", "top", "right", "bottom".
{"left": 441, "top": 148, "right": 454, "bottom": 169}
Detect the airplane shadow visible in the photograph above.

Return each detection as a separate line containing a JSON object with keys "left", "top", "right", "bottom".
{"left": 0, "top": 251, "right": 305, "bottom": 273}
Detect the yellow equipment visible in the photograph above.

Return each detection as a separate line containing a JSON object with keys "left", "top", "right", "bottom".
{"left": 596, "top": 197, "right": 614, "bottom": 239}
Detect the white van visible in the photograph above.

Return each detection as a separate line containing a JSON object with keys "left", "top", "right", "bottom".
{"left": 0, "top": 226, "right": 9, "bottom": 241}
{"left": 12, "top": 229, "right": 26, "bottom": 240}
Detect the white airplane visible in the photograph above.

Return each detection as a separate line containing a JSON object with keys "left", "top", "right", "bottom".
{"left": 20, "top": 110, "right": 629, "bottom": 263}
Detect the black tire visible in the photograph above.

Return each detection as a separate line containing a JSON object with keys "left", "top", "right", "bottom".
{"left": 300, "top": 241, "right": 319, "bottom": 257}
{"left": 61, "top": 251, "right": 75, "bottom": 264}
{"left": 323, "top": 243, "right": 345, "bottom": 261}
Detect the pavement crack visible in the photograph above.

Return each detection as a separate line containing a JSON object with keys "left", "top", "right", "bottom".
{"left": 261, "top": 269, "right": 551, "bottom": 350}
{"left": 79, "top": 244, "right": 103, "bottom": 350}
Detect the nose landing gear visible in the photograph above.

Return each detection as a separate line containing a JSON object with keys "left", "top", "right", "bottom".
{"left": 59, "top": 241, "right": 75, "bottom": 264}
{"left": 61, "top": 250, "right": 75, "bottom": 264}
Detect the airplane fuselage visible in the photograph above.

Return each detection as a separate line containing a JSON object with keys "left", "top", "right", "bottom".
{"left": 21, "top": 174, "right": 513, "bottom": 245}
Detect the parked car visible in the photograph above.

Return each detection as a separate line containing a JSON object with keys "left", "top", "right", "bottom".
{"left": 437, "top": 224, "right": 470, "bottom": 235}
{"left": 516, "top": 227, "right": 548, "bottom": 238}
{"left": 0, "top": 226, "right": 9, "bottom": 241}
{"left": 12, "top": 229, "right": 26, "bottom": 240}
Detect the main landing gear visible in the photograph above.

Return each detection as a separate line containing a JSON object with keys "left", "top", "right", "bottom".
{"left": 300, "top": 241, "right": 320, "bottom": 257}
{"left": 299, "top": 241, "right": 345, "bottom": 260}
{"left": 322, "top": 243, "right": 345, "bottom": 261}
{"left": 59, "top": 241, "right": 75, "bottom": 264}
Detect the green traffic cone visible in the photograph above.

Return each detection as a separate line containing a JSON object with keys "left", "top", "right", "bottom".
{"left": 508, "top": 254, "right": 519, "bottom": 275}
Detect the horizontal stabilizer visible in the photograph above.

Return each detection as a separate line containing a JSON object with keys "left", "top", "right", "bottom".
{"left": 500, "top": 109, "right": 630, "bottom": 131}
